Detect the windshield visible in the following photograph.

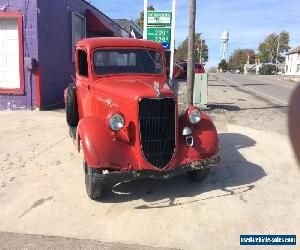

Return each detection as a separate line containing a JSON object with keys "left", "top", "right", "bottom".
{"left": 93, "top": 49, "right": 163, "bottom": 75}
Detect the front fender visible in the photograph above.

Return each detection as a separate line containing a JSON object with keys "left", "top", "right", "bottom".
{"left": 76, "top": 118, "right": 138, "bottom": 169}
{"left": 177, "top": 112, "right": 219, "bottom": 165}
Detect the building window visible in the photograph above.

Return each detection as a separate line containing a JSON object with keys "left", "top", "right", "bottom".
{"left": 298, "top": 53, "right": 300, "bottom": 60}
{"left": 77, "top": 50, "right": 88, "bottom": 77}
{"left": 297, "top": 64, "right": 300, "bottom": 73}
{"left": 0, "top": 12, "right": 24, "bottom": 94}
{"left": 72, "top": 12, "right": 86, "bottom": 61}
{"left": 286, "top": 65, "right": 288, "bottom": 73}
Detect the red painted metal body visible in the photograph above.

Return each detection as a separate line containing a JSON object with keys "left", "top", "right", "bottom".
{"left": 72, "top": 38, "right": 219, "bottom": 172}
{"left": 194, "top": 63, "right": 205, "bottom": 74}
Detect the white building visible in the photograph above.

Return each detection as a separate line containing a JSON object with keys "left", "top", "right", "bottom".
{"left": 285, "top": 46, "right": 300, "bottom": 75}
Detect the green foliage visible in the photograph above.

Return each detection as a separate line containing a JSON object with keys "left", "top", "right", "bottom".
{"left": 175, "top": 33, "right": 208, "bottom": 63}
{"left": 218, "top": 59, "right": 228, "bottom": 72}
{"left": 136, "top": 6, "right": 155, "bottom": 29}
{"left": 228, "top": 49, "right": 256, "bottom": 72}
{"left": 258, "top": 31, "right": 290, "bottom": 63}
{"left": 259, "top": 64, "right": 277, "bottom": 75}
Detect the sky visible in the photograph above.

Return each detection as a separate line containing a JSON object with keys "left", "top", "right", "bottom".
{"left": 93, "top": 0, "right": 300, "bottom": 68}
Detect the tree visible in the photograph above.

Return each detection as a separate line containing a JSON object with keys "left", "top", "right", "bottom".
{"left": 175, "top": 33, "right": 208, "bottom": 63}
{"left": 258, "top": 31, "right": 290, "bottom": 63}
{"left": 228, "top": 49, "right": 256, "bottom": 72}
{"left": 218, "top": 59, "right": 228, "bottom": 72}
{"left": 136, "top": 5, "right": 155, "bottom": 29}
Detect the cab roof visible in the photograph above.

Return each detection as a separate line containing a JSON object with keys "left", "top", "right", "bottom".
{"left": 76, "top": 37, "right": 164, "bottom": 51}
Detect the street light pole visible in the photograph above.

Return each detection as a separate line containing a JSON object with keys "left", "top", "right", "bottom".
{"left": 187, "top": 0, "right": 196, "bottom": 106}
{"left": 276, "top": 34, "right": 280, "bottom": 75}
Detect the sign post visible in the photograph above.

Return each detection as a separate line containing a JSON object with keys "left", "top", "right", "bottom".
{"left": 143, "top": 0, "right": 148, "bottom": 39}
{"left": 145, "top": 4, "right": 176, "bottom": 81}
{"left": 169, "top": 0, "right": 176, "bottom": 81}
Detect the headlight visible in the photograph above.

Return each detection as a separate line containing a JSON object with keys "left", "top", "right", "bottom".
{"left": 109, "top": 114, "right": 125, "bottom": 131}
{"left": 188, "top": 108, "right": 201, "bottom": 124}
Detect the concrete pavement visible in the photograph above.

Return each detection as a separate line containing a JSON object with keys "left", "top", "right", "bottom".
{"left": 0, "top": 74, "right": 300, "bottom": 249}
{"left": 0, "top": 106, "right": 299, "bottom": 249}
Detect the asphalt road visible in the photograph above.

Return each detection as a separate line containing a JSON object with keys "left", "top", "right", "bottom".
{"left": 0, "top": 232, "right": 170, "bottom": 250}
{"left": 218, "top": 73, "right": 297, "bottom": 105}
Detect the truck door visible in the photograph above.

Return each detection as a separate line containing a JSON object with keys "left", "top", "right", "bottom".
{"left": 76, "top": 48, "right": 93, "bottom": 117}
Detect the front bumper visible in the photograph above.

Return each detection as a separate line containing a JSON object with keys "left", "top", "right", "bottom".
{"left": 93, "top": 153, "right": 220, "bottom": 184}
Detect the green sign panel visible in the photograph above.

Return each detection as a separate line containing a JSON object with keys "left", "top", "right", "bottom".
{"left": 147, "top": 11, "right": 172, "bottom": 26}
{"left": 147, "top": 27, "right": 171, "bottom": 49}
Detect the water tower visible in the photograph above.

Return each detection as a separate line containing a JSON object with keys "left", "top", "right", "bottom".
{"left": 220, "top": 30, "right": 229, "bottom": 61}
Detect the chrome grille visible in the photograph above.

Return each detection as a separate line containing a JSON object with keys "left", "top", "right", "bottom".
{"left": 139, "top": 98, "right": 176, "bottom": 169}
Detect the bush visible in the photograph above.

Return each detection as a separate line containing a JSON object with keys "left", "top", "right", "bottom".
{"left": 218, "top": 59, "right": 228, "bottom": 72}
{"left": 259, "top": 64, "right": 276, "bottom": 75}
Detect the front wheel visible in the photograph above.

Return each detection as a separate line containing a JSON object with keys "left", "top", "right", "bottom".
{"left": 84, "top": 160, "right": 103, "bottom": 200}
{"left": 187, "top": 168, "right": 210, "bottom": 182}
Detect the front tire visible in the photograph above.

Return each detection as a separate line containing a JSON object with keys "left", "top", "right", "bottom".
{"left": 188, "top": 168, "right": 210, "bottom": 182}
{"left": 84, "top": 161, "right": 102, "bottom": 200}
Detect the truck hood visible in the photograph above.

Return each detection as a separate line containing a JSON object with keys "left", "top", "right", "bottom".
{"left": 92, "top": 76, "right": 174, "bottom": 104}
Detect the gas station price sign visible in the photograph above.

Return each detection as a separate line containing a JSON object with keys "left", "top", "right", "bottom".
{"left": 147, "top": 27, "right": 171, "bottom": 50}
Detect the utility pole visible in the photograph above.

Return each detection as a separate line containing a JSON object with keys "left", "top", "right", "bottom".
{"left": 187, "top": 0, "right": 196, "bottom": 106}
{"left": 275, "top": 34, "right": 280, "bottom": 75}
{"left": 169, "top": 0, "right": 176, "bottom": 81}
{"left": 143, "top": 0, "right": 148, "bottom": 39}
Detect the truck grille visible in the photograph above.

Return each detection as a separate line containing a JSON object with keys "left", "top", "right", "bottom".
{"left": 139, "top": 98, "right": 176, "bottom": 169}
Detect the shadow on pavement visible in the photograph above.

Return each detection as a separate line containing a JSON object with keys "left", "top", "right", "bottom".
{"left": 208, "top": 104, "right": 288, "bottom": 112}
{"left": 100, "top": 133, "right": 266, "bottom": 207}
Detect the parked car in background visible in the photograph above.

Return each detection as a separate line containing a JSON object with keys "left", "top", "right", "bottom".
{"left": 65, "top": 38, "right": 220, "bottom": 200}
{"left": 194, "top": 63, "right": 205, "bottom": 74}
{"left": 173, "top": 61, "right": 205, "bottom": 79}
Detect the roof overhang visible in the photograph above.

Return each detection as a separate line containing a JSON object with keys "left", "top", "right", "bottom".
{"left": 87, "top": 9, "right": 114, "bottom": 36}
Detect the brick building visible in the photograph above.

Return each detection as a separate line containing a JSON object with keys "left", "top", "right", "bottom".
{"left": 0, "top": 0, "right": 128, "bottom": 109}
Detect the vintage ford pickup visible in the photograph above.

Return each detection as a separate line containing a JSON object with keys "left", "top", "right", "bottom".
{"left": 65, "top": 38, "right": 220, "bottom": 200}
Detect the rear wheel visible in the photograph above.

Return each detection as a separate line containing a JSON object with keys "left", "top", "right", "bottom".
{"left": 83, "top": 160, "right": 103, "bottom": 200}
{"left": 66, "top": 83, "right": 79, "bottom": 127}
{"left": 188, "top": 168, "right": 210, "bottom": 182}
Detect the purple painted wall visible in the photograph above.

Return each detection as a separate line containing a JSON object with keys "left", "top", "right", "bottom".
{"left": 0, "top": 0, "right": 126, "bottom": 110}
{"left": 37, "top": 0, "right": 125, "bottom": 109}
{"left": 0, "top": 0, "right": 38, "bottom": 109}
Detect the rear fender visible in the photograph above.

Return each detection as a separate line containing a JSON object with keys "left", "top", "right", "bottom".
{"left": 76, "top": 118, "right": 138, "bottom": 169}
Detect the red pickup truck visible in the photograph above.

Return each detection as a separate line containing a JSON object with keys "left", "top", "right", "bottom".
{"left": 173, "top": 62, "right": 205, "bottom": 79}
{"left": 65, "top": 38, "right": 219, "bottom": 200}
